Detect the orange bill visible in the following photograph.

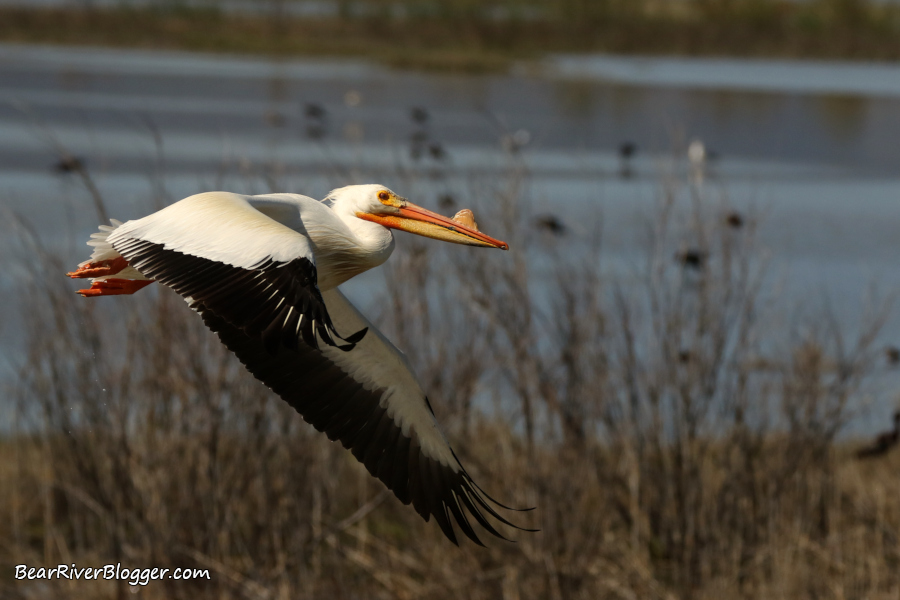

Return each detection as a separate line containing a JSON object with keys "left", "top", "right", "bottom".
{"left": 358, "top": 202, "right": 509, "bottom": 250}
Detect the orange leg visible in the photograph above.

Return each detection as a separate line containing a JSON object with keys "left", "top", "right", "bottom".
{"left": 76, "top": 278, "right": 154, "bottom": 297}
{"left": 67, "top": 256, "right": 129, "bottom": 279}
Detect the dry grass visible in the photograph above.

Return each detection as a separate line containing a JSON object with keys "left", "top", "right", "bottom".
{"left": 2, "top": 144, "right": 900, "bottom": 599}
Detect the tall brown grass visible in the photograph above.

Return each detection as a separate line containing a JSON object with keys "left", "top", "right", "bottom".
{"left": 3, "top": 155, "right": 900, "bottom": 600}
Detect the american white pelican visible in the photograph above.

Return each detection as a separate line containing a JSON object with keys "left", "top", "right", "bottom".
{"left": 67, "top": 185, "right": 531, "bottom": 545}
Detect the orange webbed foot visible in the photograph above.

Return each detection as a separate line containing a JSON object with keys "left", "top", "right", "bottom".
{"left": 67, "top": 257, "right": 129, "bottom": 279}
{"left": 76, "top": 278, "right": 154, "bottom": 297}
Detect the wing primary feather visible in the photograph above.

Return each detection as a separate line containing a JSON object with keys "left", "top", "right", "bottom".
{"left": 300, "top": 315, "right": 318, "bottom": 349}
{"left": 456, "top": 486, "right": 512, "bottom": 542}
{"left": 332, "top": 406, "right": 377, "bottom": 450}
{"left": 462, "top": 481, "right": 532, "bottom": 532}
{"left": 389, "top": 434, "right": 412, "bottom": 504}
{"left": 261, "top": 305, "right": 290, "bottom": 354}
{"left": 321, "top": 387, "right": 376, "bottom": 441}
{"left": 349, "top": 406, "right": 388, "bottom": 463}
{"left": 305, "top": 384, "right": 358, "bottom": 432}
{"left": 343, "top": 327, "right": 369, "bottom": 344}
{"left": 425, "top": 461, "right": 459, "bottom": 545}
{"left": 362, "top": 412, "right": 396, "bottom": 475}
{"left": 448, "top": 446, "right": 536, "bottom": 514}
{"left": 446, "top": 487, "right": 481, "bottom": 545}
{"left": 418, "top": 449, "right": 453, "bottom": 540}
{"left": 315, "top": 318, "right": 337, "bottom": 348}
{"left": 373, "top": 423, "right": 402, "bottom": 489}
{"left": 407, "top": 432, "right": 429, "bottom": 520}
{"left": 281, "top": 308, "right": 301, "bottom": 350}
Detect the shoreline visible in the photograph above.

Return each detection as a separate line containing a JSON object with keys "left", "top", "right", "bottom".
{"left": 2, "top": 4, "right": 900, "bottom": 73}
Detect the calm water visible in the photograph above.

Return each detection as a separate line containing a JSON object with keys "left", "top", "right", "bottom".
{"left": 2, "top": 44, "right": 899, "bottom": 431}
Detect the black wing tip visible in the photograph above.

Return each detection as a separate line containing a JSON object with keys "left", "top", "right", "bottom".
{"left": 443, "top": 478, "right": 535, "bottom": 546}
{"left": 330, "top": 326, "right": 368, "bottom": 352}
{"left": 474, "top": 493, "right": 537, "bottom": 514}
{"left": 344, "top": 326, "right": 368, "bottom": 344}
{"left": 449, "top": 447, "right": 536, "bottom": 515}
{"left": 489, "top": 500, "right": 538, "bottom": 514}
{"left": 373, "top": 430, "right": 535, "bottom": 547}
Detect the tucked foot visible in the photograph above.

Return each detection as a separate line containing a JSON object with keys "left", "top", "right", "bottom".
{"left": 67, "top": 256, "right": 130, "bottom": 279}
{"left": 76, "top": 278, "right": 154, "bottom": 297}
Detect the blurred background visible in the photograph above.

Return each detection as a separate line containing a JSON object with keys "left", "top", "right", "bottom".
{"left": 2, "top": 1, "right": 900, "bottom": 598}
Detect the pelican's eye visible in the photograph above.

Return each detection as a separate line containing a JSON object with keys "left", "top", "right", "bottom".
{"left": 378, "top": 191, "right": 391, "bottom": 202}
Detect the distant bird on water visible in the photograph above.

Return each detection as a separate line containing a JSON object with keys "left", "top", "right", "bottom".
{"left": 885, "top": 345, "right": 900, "bottom": 367}
{"left": 676, "top": 248, "right": 707, "bottom": 270}
{"left": 619, "top": 142, "right": 636, "bottom": 159}
{"left": 54, "top": 155, "right": 84, "bottom": 173}
{"left": 303, "top": 102, "right": 328, "bottom": 140}
{"left": 533, "top": 214, "right": 567, "bottom": 236}
{"left": 410, "top": 106, "right": 429, "bottom": 125}
{"left": 304, "top": 102, "right": 326, "bottom": 120}
{"left": 856, "top": 411, "right": 900, "bottom": 459}
{"left": 618, "top": 141, "right": 637, "bottom": 178}
{"left": 437, "top": 193, "right": 456, "bottom": 210}
{"left": 67, "top": 185, "right": 532, "bottom": 545}
{"left": 725, "top": 211, "right": 744, "bottom": 229}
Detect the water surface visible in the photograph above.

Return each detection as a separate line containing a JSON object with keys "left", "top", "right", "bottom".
{"left": 2, "top": 44, "right": 899, "bottom": 432}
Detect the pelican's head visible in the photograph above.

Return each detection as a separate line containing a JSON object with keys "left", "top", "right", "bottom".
{"left": 328, "top": 184, "right": 508, "bottom": 250}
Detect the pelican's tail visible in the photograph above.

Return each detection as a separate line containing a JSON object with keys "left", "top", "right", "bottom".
{"left": 68, "top": 220, "right": 154, "bottom": 297}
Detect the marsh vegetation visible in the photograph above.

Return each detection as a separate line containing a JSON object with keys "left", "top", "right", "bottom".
{"left": 2, "top": 129, "right": 900, "bottom": 598}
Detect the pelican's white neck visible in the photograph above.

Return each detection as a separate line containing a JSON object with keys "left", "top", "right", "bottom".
{"left": 246, "top": 191, "right": 396, "bottom": 290}
{"left": 309, "top": 206, "right": 395, "bottom": 290}
{"left": 344, "top": 214, "right": 395, "bottom": 260}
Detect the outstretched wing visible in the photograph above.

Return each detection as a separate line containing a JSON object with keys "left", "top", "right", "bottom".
{"left": 107, "top": 191, "right": 363, "bottom": 351}
{"left": 195, "top": 287, "right": 531, "bottom": 545}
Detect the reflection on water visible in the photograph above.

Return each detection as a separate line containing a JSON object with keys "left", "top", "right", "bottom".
{"left": 266, "top": 74, "right": 290, "bottom": 103}
{"left": 816, "top": 94, "right": 869, "bottom": 142}
{"left": 58, "top": 65, "right": 92, "bottom": 92}
{"left": 548, "top": 54, "right": 900, "bottom": 97}
{"left": 553, "top": 79, "right": 597, "bottom": 120}
{"left": 706, "top": 89, "right": 781, "bottom": 130}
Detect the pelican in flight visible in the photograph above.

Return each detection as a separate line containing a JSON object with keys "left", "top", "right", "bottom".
{"left": 68, "top": 185, "right": 530, "bottom": 545}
